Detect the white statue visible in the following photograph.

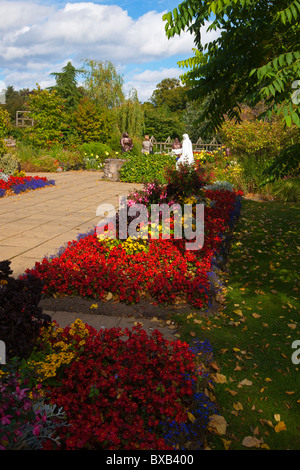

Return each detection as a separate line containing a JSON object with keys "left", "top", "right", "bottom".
{"left": 176, "top": 134, "right": 194, "bottom": 168}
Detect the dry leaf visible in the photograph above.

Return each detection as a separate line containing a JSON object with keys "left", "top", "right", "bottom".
{"left": 242, "top": 436, "right": 261, "bottom": 448}
{"left": 106, "top": 292, "right": 113, "bottom": 301}
{"left": 226, "top": 388, "right": 238, "bottom": 396}
{"left": 208, "top": 415, "right": 227, "bottom": 436}
{"left": 214, "top": 373, "right": 227, "bottom": 384}
{"left": 221, "top": 439, "right": 231, "bottom": 450}
{"left": 252, "top": 313, "right": 261, "bottom": 319}
{"left": 274, "top": 414, "right": 281, "bottom": 422}
{"left": 187, "top": 412, "right": 196, "bottom": 423}
{"left": 233, "top": 402, "right": 243, "bottom": 411}
{"left": 275, "top": 421, "right": 286, "bottom": 433}
{"left": 238, "top": 379, "right": 253, "bottom": 387}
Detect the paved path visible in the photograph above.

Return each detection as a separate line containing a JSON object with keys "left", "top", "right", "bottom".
{"left": 0, "top": 172, "right": 180, "bottom": 338}
{"left": 0, "top": 171, "right": 141, "bottom": 277}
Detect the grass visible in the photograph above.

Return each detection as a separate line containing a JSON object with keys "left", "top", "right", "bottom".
{"left": 171, "top": 198, "right": 300, "bottom": 450}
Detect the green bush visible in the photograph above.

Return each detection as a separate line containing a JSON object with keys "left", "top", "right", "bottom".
{"left": 23, "top": 86, "right": 66, "bottom": 148}
{"left": 0, "top": 152, "right": 21, "bottom": 175}
{"left": 119, "top": 152, "right": 176, "bottom": 184}
{"left": 269, "top": 178, "right": 300, "bottom": 203}
{"left": 78, "top": 141, "right": 112, "bottom": 161}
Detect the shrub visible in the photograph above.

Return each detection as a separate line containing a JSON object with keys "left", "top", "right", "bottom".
{"left": 0, "top": 152, "right": 21, "bottom": 175}
{"left": 0, "top": 368, "right": 66, "bottom": 450}
{"left": 23, "top": 86, "right": 66, "bottom": 149}
{"left": 0, "top": 108, "right": 12, "bottom": 139}
{"left": 0, "top": 261, "right": 51, "bottom": 360}
{"left": 165, "top": 162, "right": 212, "bottom": 200}
{"left": 269, "top": 177, "right": 300, "bottom": 203}
{"left": 220, "top": 118, "right": 299, "bottom": 161}
{"left": 119, "top": 152, "right": 176, "bottom": 184}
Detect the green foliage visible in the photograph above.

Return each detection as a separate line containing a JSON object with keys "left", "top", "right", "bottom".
{"left": 78, "top": 141, "right": 113, "bottom": 162}
{"left": 150, "top": 78, "right": 189, "bottom": 112}
{"left": 163, "top": 0, "right": 300, "bottom": 132}
{"left": 269, "top": 177, "right": 300, "bottom": 202}
{"left": 119, "top": 152, "right": 176, "bottom": 184}
{"left": 142, "top": 102, "right": 185, "bottom": 141}
{"left": 260, "top": 143, "right": 300, "bottom": 185}
{"left": 0, "top": 107, "right": 12, "bottom": 138}
{"left": 220, "top": 117, "right": 299, "bottom": 160}
{"left": 71, "top": 97, "right": 105, "bottom": 143}
{"left": 0, "top": 152, "right": 20, "bottom": 175}
{"left": 82, "top": 59, "right": 125, "bottom": 110}
{"left": 23, "top": 86, "right": 66, "bottom": 148}
{"left": 49, "top": 61, "right": 84, "bottom": 110}
{"left": 118, "top": 88, "right": 145, "bottom": 138}
{"left": 4, "top": 86, "right": 30, "bottom": 124}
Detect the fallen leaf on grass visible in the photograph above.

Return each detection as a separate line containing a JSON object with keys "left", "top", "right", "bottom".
{"left": 213, "top": 373, "right": 227, "bottom": 384}
{"left": 252, "top": 313, "right": 261, "bottom": 319}
{"left": 226, "top": 388, "right": 238, "bottom": 396}
{"left": 221, "top": 439, "right": 231, "bottom": 450}
{"left": 238, "top": 379, "right": 253, "bottom": 387}
{"left": 275, "top": 421, "right": 286, "bottom": 433}
{"left": 274, "top": 414, "right": 281, "bottom": 422}
{"left": 233, "top": 402, "right": 243, "bottom": 411}
{"left": 208, "top": 415, "right": 227, "bottom": 436}
{"left": 242, "top": 436, "right": 261, "bottom": 448}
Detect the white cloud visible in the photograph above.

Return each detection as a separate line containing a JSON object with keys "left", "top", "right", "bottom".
{"left": 0, "top": 2, "right": 220, "bottom": 100}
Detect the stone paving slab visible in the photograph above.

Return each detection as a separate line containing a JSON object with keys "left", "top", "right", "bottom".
{"left": 0, "top": 171, "right": 142, "bottom": 277}
{"left": 45, "top": 310, "right": 178, "bottom": 341}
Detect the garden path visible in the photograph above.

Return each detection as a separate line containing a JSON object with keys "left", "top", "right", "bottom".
{"left": 0, "top": 171, "right": 141, "bottom": 277}
{"left": 0, "top": 171, "right": 180, "bottom": 339}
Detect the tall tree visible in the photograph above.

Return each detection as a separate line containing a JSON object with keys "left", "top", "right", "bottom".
{"left": 150, "top": 78, "right": 189, "bottom": 112}
{"left": 82, "top": 59, "right": 125, "bottom": 110}
{"left": 163, "top": 0, "right": 300, "bottom": 132}
{"left": 118, "top": 88, "right": 145, "bottom": 137}
{"left": 5, "top": 86, "right": 30, "bottom": 124}
{"left": 49, "top": 61, "right": 84, "bottom": 110}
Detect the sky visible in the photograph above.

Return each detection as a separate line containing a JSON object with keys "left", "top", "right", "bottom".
{"left": 0, "top": 0, "right": 219, "bottom": 102}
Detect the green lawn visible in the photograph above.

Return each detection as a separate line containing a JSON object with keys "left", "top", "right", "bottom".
{"left": 172, "top": 198, "right": 300, "bottom": 450}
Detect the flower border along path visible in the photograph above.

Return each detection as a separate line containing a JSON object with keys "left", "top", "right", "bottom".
{"left": 25, "top": 181, "right": 243, "bottom": 314}
{"left": 0, "top": 174, "right": 55, "bottom": 198}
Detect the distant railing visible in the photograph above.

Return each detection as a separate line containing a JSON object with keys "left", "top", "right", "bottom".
{"left": 150, "top": 136, "right": 223, "bottom": 154}
{"left": 16, "top": 111, "right": 34, "bottom": 127}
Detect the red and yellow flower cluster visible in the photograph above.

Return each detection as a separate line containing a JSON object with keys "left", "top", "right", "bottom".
{"left": 42, "top": 322, "right": 198, "bottom": 450}
{"left": 26, "top": 187, "right": 241, "bottom": 309}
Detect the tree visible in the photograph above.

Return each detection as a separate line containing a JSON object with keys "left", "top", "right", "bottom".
{"left": 118, "top": 88, "right": 145, "bottom": 137}
{"left": 4, "top": 86, "right": 30, "bottom": 124}
{"left": 142, "top": 102, "right": 185, "bottom": 141}
{"left": 163, "top": 0, "right": 300, "bottom": 132}
{"left": 82, "top": 59, "right": 125, "bottom": 110}
{"left": 71, "top": 96, "right": 104, "bottom": 143}
{"left": 24, "top": 86, "right": 66, "bottom": 148}
{"left": 150, "top": 78, "right": 189, "bottom": 112}
{"left": 49, "top": 61, "right": 84, "bottom": 110}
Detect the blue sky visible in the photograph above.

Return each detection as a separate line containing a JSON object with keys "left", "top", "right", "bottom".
{"left": 0, "top": 0, "right": 218, "bottom": 102}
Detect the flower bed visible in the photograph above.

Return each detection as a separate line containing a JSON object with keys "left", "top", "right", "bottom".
{"left": 25, "top": 168, "right": 242, "bottom": 309}
{"left": 0, "top": 316, "right": 217, "bottom": 450}
{"left": 0, "top": 174, "right": 55, "bottom": 198}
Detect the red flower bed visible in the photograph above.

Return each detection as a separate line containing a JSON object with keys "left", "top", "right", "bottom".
{"left": 25, "top": 189, "right": 240, "bottom": 308}
{"left": 0, "top": 175, "right": 55, "bottom": 197}
{"left": 45, "top": 324, "right": 198, "bottom": 450}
